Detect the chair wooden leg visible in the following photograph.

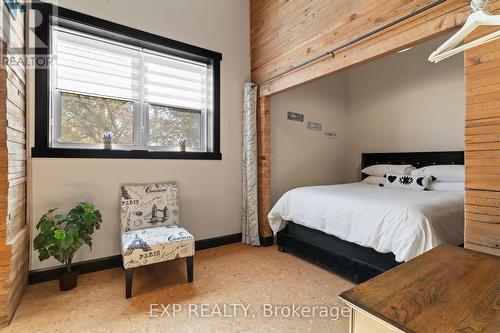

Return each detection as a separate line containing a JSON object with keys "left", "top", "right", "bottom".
{"left": 125, "top": 268, "right": 133, "bottom": 298}
{"left": 187, "top": 256, "right": 194, "bottom": 283}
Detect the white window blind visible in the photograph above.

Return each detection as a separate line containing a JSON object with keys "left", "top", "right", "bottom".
{"left": 143, "top": 51, "right": 208, "bottom": 110}
{"left": 49, "top": 24, "right": 216, "bottom": 153}
{"left": 53, "top": 27, "right": 142, "bottom": 101}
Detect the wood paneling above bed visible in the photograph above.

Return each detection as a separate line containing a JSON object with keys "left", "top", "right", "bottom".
{"left": 251, "top": 0, "right": 474, "bottom": 94}
{"left": 465, "top": 24, "right": 500, "bottom": 256}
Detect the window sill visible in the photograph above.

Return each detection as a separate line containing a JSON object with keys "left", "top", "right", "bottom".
{"left": 31, "top": 147, "right": 222, "bottom": 160}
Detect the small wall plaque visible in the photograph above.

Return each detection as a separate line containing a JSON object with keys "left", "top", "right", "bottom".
{"left": 324, "top": 131, "right": 337, "bottom": 139}
{"left": 287, "top": 111, "right": 304, "bottom": 122}
{"left": 307, "top": 121, "right": 322, "bottom": 131}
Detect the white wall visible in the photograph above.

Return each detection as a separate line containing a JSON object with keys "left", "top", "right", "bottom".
{"left": 29, "top": 0, "right": 250, "bottom": 270}
{"left": 270, "top": 34, "right": 465, "bottom": 200}
{"left": 270, "top": 73, "right": 349, "bottom": 204}
{"left": 346, "top": 34, "right": 465, "bottom": 180}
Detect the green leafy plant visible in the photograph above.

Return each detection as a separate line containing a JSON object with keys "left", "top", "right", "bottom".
{"left": 34, "top": 202, "right": 103, "bottom": 272}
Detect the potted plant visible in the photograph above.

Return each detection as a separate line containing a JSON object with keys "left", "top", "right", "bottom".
{"left": 102, "top": 131, "right": 113, "bottom": 150}
{"left": 179, "top": 138, "right": 187, "bottom": 152}
{"left": 33, "top": 202, "right": 103, "bottom": 291}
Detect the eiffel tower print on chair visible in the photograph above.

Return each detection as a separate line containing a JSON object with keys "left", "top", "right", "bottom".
{"left": 119, "top": 182, "right": 195, "bottom": 298}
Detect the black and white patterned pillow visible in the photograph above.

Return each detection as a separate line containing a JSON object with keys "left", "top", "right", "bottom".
{"left": 383, "top": 174, "right": 432, "bottom": 190}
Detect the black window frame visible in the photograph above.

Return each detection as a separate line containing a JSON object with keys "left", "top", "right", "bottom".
{"left": 31, "top": 2, "right": 222, "bottom": 160}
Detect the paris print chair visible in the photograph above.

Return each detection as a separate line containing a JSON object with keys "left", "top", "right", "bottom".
{"left": 120, "top": 182, "right": 194, "bottom": 298}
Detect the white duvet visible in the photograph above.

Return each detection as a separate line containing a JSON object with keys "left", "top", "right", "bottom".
{"left": 268, "top": 182, "right": 464, "bottom": 262}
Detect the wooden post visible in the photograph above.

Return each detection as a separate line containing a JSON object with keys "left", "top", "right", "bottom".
{"left": 464, "top": 25, "right": 500, "bottom": 256}
{"left": 257, "top": 94, "right": 273, "bottom": 245}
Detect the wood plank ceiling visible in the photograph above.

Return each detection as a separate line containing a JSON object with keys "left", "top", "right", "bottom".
{"left": 251, "top": 0, "right": 471, "bottom": 93}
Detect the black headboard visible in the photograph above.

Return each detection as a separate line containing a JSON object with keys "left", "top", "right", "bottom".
{"left": 361, "top": 151, "right": 464, "bottom": 179}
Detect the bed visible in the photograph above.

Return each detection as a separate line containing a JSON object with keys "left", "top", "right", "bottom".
{"left": 269, "top": 151, "right": 464, "bottom": 282}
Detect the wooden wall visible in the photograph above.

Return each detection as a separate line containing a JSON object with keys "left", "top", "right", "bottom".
{"left": 251, "top": 0, "right": 500, "bottom": 251}
{"left": 257, "top": 96, "right": 271, "bottom": 239}
{"left": 251, "top": 0, "right": 472, "bottom": 94}
{"left": 464, "top": 24, "right": 500, "bottom": 256}
{"left": 0, "top": 2, "right": 29, "bottom": 325}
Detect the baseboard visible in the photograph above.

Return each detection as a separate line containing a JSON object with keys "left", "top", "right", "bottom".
{"left": 259, "top": 236, "right": 274, "bottom": 247}
{"left": 195, "top": 233, "right": 242, "bottom": 251}
{"left": 28, "top": 255, "right": 122, "bottom": 284}
{"left": 28, "top": 232, "right": 243, "bottom": 284}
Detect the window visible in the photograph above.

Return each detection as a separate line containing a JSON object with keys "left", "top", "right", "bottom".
{"left": 50, "top": 27, "right": 212, "bottom": 153}
{"left": 32, "top": 3, "right": 221, "bottom": 159}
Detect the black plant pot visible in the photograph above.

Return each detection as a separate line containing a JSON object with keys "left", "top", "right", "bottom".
{"left": 59, "top": 270, "right": 78, "bottom": 291}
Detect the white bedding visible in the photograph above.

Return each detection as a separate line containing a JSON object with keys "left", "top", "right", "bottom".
{"left": 268, "top": 182, "right": 464, "bottom": 262}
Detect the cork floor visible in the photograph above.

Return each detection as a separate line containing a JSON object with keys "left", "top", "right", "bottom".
{"left": 5, "top": 244, "right": 355, "bottom": 333}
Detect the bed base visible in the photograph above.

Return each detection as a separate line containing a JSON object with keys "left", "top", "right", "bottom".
{"left": 277, "top": 222, "right": 400, "bottom": 282}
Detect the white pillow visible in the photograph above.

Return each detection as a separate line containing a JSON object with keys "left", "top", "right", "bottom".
{"left": 362, "top": 176, "right": 385, "bottom": 185}
{"left": 411, "top": 165, "right": 464, "bottom": 182}
{"left": 428, "top": 182, "right": 464, "bottom": 192}
{"left": 361, "top": 164, "right": 415, "bottom": 177}
{"left": 383, "top": 174, "right": 432, "bottom": 190}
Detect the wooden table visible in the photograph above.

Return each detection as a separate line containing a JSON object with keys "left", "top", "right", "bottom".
{"left": 339, "top": 244, "right": 499, "bottom": 333}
